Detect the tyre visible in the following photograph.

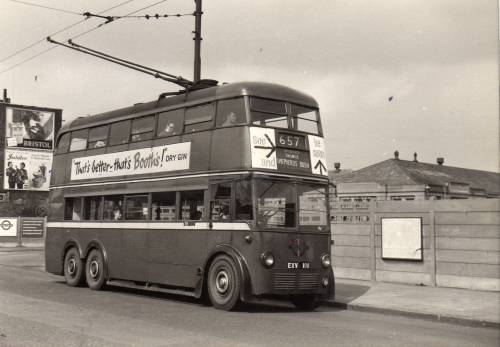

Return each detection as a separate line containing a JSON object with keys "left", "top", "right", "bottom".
{"left": 63, "top": 247, "right": 84, "bottom": 287}
{"left": 291, "top": 294, "right": 320, "bottom": 311}
{"left": 207, "top": 255, "right": 241, "bottom": 310}
{"left": 85, "top": 248, "right": 106, "bottom": 290}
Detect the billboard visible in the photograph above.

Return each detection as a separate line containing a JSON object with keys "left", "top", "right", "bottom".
{"left": 5, "top": 107, "right": 54, "bottom": 150}
{"left": 4, "top": 149, "right": 53, "bottom": 191}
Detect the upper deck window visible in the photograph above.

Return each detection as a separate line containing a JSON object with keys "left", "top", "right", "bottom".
{"left": 290, "top": 104, "right": 320, "bottom": 135}
{"left": 184, "top": 104, "right": 214, "bottom": 132}
{"left": 250, "top": 98, "right": 289, "bottom": 129}
{"left": 88, "top": 125, "right": 108, "bottom": 149}
{"left": 131, "top": 116, "right": 155, "bottom": 142}
{"left": 69, "top": 129, "right": 88, "bottom": 152}
{"left": 157, "top": 109, "right": 183, "bottom": 137}
{"left": 109, "top": 120, "right": 131, "bottom": 146}
{"left": 216, "top": 98, "right": 246, "bottom": 127}
{"left": 56, "top": 133, "right": 70, "bottom": 154}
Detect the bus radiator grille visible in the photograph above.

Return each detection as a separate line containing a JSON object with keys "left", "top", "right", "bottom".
{"left": 298, "top": 273, "right": 320, "bottom": 290}
{"left": 274, "top": 273, "right": 296, "bottom": 290}
{"left": 273, "top": 272, "right": 320, "bottom": 290}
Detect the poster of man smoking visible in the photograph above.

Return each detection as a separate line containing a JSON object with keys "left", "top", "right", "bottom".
{"left": 4, "top": 149, "right": 52, "bottom": 191}
{"left": 5, "top": 107, "right": 54, "bottom": 149}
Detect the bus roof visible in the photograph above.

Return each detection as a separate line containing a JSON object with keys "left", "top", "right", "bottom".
{"left": 58, "top": 82, "right": 318, "bottom": 136}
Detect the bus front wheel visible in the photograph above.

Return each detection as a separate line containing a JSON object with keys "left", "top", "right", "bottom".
{"left": 64, "top": 247, "right": 84, "bottom": 287}
{"left": 85, "top": 249, "right": 106, "bottom": 290}
{"left": 291, "top": 294, "right": 320, "bottom": 311}
{"left": 207, "top": 255, "right": 241, "bottom": 311}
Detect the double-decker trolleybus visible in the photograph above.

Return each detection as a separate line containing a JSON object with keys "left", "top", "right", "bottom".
{"left": 46, "top": 81, "right": 334, "bottom": 310}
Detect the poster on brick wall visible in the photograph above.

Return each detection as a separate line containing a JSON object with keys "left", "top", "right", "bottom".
{"left": 5, "top": 107, "right": 54, "bottom": 150}
{"left": 3, "top": 149, "right": 53, "bottom": 191}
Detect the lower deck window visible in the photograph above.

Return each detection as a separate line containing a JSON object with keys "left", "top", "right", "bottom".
{"left": 152, "top": 192, "right": 177, "bottom": 221}
{"left": 64, "top": 197, "right": 82, "bottom": 221}
{"left": 83, "top": 196, "right": 102, "bottom": 220}
{"left": 103, "top": 195, "right": 124, "bottom": 221}
{"left": 180, "top": 190, "right": 204, "bottom": 220}
{"left": 125, "top": 195, "right": 149, "bottom": 220}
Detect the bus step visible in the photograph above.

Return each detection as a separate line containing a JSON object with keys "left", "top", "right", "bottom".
{"left": 107, "top": 280, "right": 196, "bottom": 297}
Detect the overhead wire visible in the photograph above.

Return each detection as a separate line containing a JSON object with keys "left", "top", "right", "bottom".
{"left": 0, "top": 0, "right": 170, "bottom": 75}
{"left": 9, "top": 0, "right": 82, "bottom": 16}
{"left": 69, "top": 0, "right": 170, "bottom": 41}
{"left": 0, "top": 0, "right": 139, "bottom": 65}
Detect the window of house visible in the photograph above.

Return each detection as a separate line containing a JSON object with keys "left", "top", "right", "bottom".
{"left": 109, "top": 120, "right": 131, "bottom": 146}
{"left": 157, "top": 109, "right": 184, "bottom": 137}
{"left": 56, "top": 133, "right": 70, "bottom": 154}
{"left": 180, "top": 190, "right": 205, "bottom": 220}
{"left": 131, "top": 116, "right": 155, "bottom": 142}
{"left": 124, "top": 195, "right": 149, "bottom": 220}
{"left": 216, "top": 98, "right": 246, "bottom": 127}
{"left": 151, "top": 192, "right": 177, "bottom": 220}
{"left": 83, "top": 196, "right": 102, "bottom": 220}
{"left": 88, "top": 125, "right": 108, "bottom": 149}
{"left": 184, "top": 104, "right": 214, "bottom": 132}
{"left": 210, "top": 183, "right": 232, "bottom": 221}
{"left": 69, "top": 129, "right": 88, "bottom": 152}
{"left": 64, "top": 197, "right": 82, "bottom": 220}
{"left": 103, "top": 195, "right": 124, "bottom": 220}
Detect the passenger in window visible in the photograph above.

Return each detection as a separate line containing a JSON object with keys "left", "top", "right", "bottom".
{"left": 159, "top": 122, "right": 176, "bottom": 136}
{"left": 222, "top": 112, "right": 238, "bottom": 126}
{"left": 219, "top": 206, "right": 230, "bottom": 220}
{"left": 113, "top": 206, "right": 122, "bottom": 220}
{"left": 94, "top": 140, "right": 106, "bottom": 148}
{"left": 191, "top": 209, "right": 202, "bottom": 220}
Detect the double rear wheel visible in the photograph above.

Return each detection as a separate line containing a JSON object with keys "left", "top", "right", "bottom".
{"left": 85, "top": 249, "right": 106, "bottom": 290}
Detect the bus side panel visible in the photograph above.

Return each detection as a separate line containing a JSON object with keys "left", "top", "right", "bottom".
{"left": 210, "top": 127, "right": 250, "bottom": 170}
{"left": 182, "top": 131, "right": 210, "bottom": 172}
{"left": 148, "top": 228, "right": 208, "bottom": 288}
{"left": 45, "top": 227, "right": 66, "bottom": 275}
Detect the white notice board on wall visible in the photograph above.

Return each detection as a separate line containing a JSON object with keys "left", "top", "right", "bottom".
{"left": 381, "top": 218, "right": 423, "bottom": 261}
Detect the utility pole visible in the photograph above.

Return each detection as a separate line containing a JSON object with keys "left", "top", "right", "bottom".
{"left": 193, "top": 0, "right": 202, "bottom": 83}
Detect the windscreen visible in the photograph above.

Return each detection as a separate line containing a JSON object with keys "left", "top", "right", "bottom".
{"left": 255, "top": 178, "right": 328, "bottom": 231}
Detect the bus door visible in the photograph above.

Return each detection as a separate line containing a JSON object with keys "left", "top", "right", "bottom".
{"left": 147, "top": 190, "right": 208, "bottom": 288}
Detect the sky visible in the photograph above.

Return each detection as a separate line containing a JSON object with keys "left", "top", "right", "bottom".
{"left": 0, "top": 0, "right": 498, "bottom": 172}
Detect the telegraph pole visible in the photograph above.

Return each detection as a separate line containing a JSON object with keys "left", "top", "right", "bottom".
{"left": 193, "top": 0, "right": 202, "bottom": 83}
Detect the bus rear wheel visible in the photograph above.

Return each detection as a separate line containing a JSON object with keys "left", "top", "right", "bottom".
{"left": 85, "top": 249, "right": 106, "bottom": 290}
{"left": 207, "top": 255, "right": 241, "bottom": 311}
{"left": 64, "top": 247, "right": 84, "bottom": 287}
{"left": 291, "top": 294, "right": 320, "bottom": 311}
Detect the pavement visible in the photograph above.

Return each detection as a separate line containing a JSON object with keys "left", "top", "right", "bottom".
{"left": 328, "top": 278, "right": 500, "bottom": 328}
{"left": 1, "top": 243, "right": 499, "bottom": 328}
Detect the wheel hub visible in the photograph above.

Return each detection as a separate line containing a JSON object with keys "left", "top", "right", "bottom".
{"left": 89, "top": 260, "right": 99, "bottom": 279}
{"left": 67, "top": 258, "right": 76, "bottom": 275}
{"left": 215, "top": 270, "right": 229, "bottom": 294}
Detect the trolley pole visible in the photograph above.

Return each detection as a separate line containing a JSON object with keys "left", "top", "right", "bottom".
{"left": 193, "top": 0, "right": 202, "bottom": 83}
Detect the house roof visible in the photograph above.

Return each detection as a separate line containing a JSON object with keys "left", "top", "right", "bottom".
{"left": 335, "top": 159, "right": 500, "bottom": 196}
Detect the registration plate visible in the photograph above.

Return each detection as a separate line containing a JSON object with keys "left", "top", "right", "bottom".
{"left": 287, "top": 261, "right": 310, "bottom": 269}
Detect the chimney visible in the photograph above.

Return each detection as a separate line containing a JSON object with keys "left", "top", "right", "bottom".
{"left": 394, "top": 150, "right": 399, "bottom": 160}
{"left": 413, "top": 152, "right": 418, "bottom": 162}
{"left": 2, "top": 89, "right": 10, "bottom": 103}
{"left": 437, "top": 157, "right": 444, "bottom": 166}
{"left": 334, "top": 162, "right": 341, "bottom": 172}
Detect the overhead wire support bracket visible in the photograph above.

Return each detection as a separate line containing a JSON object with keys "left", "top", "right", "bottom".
{"left": 83, "top": 12, "right": 115, "bottom": 23}
{"left": 46, "top": 37, "right": 193, "bottom": 88}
